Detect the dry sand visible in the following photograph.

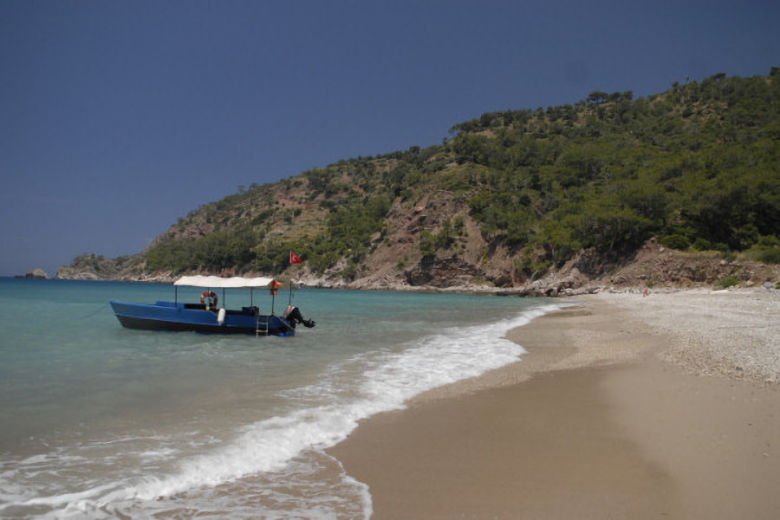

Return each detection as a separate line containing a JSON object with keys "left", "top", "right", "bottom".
{"left": 329, "top": 289, "right": 780, "bottom": 519}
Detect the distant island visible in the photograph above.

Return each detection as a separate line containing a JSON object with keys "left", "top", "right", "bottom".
{"left": 16, "top": 268, "right": 50, "bottom": 279}
{"left": 58, "top": 70, "right": 780, "bottom": 294}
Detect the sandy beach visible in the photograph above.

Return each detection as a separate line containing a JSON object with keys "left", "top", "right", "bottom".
{"left": 329, "top": 289, "right": 780, "bottom": 519}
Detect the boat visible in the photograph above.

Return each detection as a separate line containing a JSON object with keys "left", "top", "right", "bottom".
{"left": 110, "top": 275, "right": 315, "bottom": 337}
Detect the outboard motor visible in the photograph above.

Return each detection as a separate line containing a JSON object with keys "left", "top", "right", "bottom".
{"left": 284, "top": 305, "right": 316, "bottom": 328}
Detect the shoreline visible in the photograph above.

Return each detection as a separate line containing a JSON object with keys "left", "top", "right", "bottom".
{"left": 328, "top": 289, "right": 780, "bottom": 519}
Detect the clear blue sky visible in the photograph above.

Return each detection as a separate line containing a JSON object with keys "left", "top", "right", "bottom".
{"left": 1, "top": 0, "right": 778, "bottom": 276}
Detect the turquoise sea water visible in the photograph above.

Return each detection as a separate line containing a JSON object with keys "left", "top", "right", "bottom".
{"left": 0, "top": 278, "right": 556, "bottom": 518}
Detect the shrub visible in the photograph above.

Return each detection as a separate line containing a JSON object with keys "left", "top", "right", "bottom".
{"left": 750, "top": 247, "right": 780, "bottom": 264}
{"left": 660, "top": 234, "right": 691, "bottom": 250}
{"left": 419, "top": 231, "right": 436, "bottom": 257}
{"left": 717, "top": 275, "right": 740, "bottom": 288}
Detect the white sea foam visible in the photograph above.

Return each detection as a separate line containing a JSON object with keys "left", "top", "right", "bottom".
{"left": 1, "top": 302, "right": 560, "bottom": 518}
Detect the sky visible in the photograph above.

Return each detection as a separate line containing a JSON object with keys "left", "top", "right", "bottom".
{"left": 1, "top": 0, "right": 778, "bottom": 276}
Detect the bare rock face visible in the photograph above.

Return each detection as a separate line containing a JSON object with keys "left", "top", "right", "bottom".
{"left": 54, "top": 268, "right": 101, "bottom": 280}
{"left": 405, "top": 255, "right": 483, "bottom": 288}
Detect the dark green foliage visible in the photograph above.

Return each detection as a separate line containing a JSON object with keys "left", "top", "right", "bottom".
{"left": 305, "top": 195, "right": 391, "bottom": 273}
{"left": 660, "top": 234, "right": 691, "bottom": 250}
{"left": 692, "top": 237, "right": 712, "bottom": 251}
{"left": 448, "top": 71, "right": 779, "bottom": 265}
{"left": 418, "top": 231, "right": 436, "bottom": 257}
{"left": 254, "top": 239, "right": 305, "bottom": 274}
{"left": 418, "top": 219, "right": 458, "bottom": 256}
{"left": 146, "top": 227, "right": 258, "bottom": 273}
{"left": 751, "top": 247, "right": 780, "bottom": 264}
{"left": 571, "top": 204, "right": 655, "bottom": 256}
{"left": 717, "top": 274, "right": 740, "bottom": 288}
{"left": 469, "top": 192, "right": 532, "bottom": 248}
{"left": 744, "top": 236, "right": 780, "bottom": 264}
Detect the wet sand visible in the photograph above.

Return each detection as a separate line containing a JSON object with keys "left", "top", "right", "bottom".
{"left": 329, "top": 290, "right": 780, "bottom": 519}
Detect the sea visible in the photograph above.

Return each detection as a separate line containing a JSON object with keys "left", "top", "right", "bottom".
{"left": 0, "top": 278, "right": 558, "bottom": 519}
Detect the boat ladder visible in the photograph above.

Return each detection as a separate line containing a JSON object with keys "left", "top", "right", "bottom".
{"left": 255, "top": 316, "right": 269, "bottom": 336}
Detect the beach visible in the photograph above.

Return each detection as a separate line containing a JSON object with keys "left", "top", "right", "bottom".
{"left": 329, "top": 289, "right": 780, "bottom": 519}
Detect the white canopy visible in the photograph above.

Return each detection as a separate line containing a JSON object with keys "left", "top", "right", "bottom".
{"left": 174, "top": 275, "right": 276, "bottom": 288}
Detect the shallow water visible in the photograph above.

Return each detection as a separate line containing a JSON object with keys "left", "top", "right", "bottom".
{"left": 0, "top": 278, "right": 555, "bottom": 518}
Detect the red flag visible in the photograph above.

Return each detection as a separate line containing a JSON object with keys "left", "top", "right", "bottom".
{"left": 290, "top": 251, "right": 303, "bottom": 264}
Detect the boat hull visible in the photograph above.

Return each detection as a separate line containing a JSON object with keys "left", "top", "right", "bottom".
{"left": 110, "top": 300, "right": 295, "bottom": 337}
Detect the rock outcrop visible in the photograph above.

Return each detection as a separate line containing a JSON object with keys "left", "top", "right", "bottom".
{"left": 18, "top": 268, "right": 49, "bottom": 279}
{"left": 56, "top": 254, "right": 145, "bottom": 281}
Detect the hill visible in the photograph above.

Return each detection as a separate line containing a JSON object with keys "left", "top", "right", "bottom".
{"left": 58, "top": 70, "right": 780, "bottom": 293}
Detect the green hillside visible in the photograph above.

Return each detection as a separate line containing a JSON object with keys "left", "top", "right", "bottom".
{"left": 133, "top": 70, "right": 779, "bottom": 282}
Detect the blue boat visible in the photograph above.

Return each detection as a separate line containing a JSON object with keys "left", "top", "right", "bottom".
{"left": 110, "top": 276, "right": 315, "bottom": 337}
